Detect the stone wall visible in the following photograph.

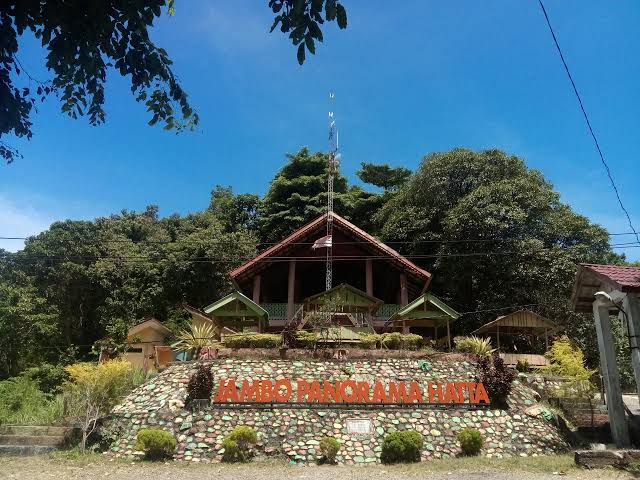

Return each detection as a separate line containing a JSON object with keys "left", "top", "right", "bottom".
{"left": 108, "top": 356, "right": 569, "bottom": 464}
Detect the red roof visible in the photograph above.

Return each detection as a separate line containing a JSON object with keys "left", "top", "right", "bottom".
{"left": 229, "top": 212, "right": 432, "bottom": 284}
{"left": 580, "top": 263, "right": 640, "bottom": 292}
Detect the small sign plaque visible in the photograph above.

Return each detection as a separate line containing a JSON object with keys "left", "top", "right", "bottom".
{"left": 346, "top": 418, "right": 373, "bottom": 435}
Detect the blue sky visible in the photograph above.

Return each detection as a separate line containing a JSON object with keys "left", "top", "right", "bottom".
{"left": 1, "top": 0, "right": 639, "bottom": 259}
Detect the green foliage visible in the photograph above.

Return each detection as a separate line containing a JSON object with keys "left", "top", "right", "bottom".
{"left": 357, "top": 162, "right": 411, "bottom": 190}
{"left": 380, "top": 430, "right": 423, "bottom": 464}
{"left": 515, "top": 359, "right": 531, "bottom": 373}
{"left": 455, "top": 336, "right": 496, "bottom": 357}
{"left": 296, "top": 331, "right": 320, "bottom": 348}
{"left": 21, "top": 363, "right": 68, "bottom": 394}
{"left": 358, "top": 333, "right": 382, "bottom": 349}
{"left": 0, "top": 375, "right": 64, "bottom": 425}
{"left": 458, "top": 428, "right": 483, "bottom": 456}
{"left": 476, "top": 353, "right": 515, "bottom": 408}
{"left": 375, "top": 148, "right": 621, "bottom": 335}
{"left": 136, "top": 429, "right": 177, "bottom": 460}
{"left": 544, "top": 336, "right": 597, "bottom": 398}
{"left": 269, "top": 1, "right": 347, "bottom": 65}
{"left": 381, "top": 332, "right": 423, "bottom": 350}
{"left": 171, "top": 323, "right": 219, "bottom": 359}
{"left": 221, "top": 426, "right": 258, "bottom": 462}
{"left": 0, "top": 1, "right": 199, "bottom": 163}
{"left": 611, "top": 317, "right": 635, "bottom": 392}
{"left": 223, "top": 333, "right": 282, "bottom": 349}
{"left": 186, "top": 364, "right": 213, "bottom": 403}
{"left": 63, "top": 359, "right": 133, "bottom": 450}
{"left": 318, "top": 436, "right": 340, "bottom": 464}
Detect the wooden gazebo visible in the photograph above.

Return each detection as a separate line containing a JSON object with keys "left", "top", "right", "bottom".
{"left": 201, "top": 291, "right": 269, "bottom": 333}
{"left": 471, "top": 310, "right": 560, "bottom": 367}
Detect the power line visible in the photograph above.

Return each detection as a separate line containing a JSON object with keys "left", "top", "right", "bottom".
{"left": 538, "top": 0, "right": 640, "bottom": 246}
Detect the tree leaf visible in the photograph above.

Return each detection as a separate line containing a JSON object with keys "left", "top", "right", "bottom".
{"left": 336, "top": 4, "right": 347, "bottom": 29}
{"left": 297, "top": 42, "right": 305, "bottom": 65}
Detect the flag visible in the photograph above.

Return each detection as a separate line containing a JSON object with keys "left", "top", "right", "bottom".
{"left": 312, "top": 235, "right": 332, "bottom": 249}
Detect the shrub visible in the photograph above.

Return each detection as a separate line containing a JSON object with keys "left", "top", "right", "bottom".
{"left": 223, "top": 333, "right": 281, "bottom": 349}
{"left": 515, "top": 359, "right": 531, "bottom": 373}
{"left": 544, "top": 335, "right": 597, "bottom": 398}
{"left": 380, "top": 333, "right": 423, "bottom": 350}
{"left": 455, "top": 336, "right": 495, "bottom": 357}
{"left": 63, "top": 359, "right": 132, "bottom": 450}
{"left": 22, "top": 363, "right": 68, "bottom": 394}
{"left": 136, "top": 428, "right": 177, "bottom": 460}
{"left": 186, "top": 363, "right": 213, "bottom": 403}
{"left": 458, "top": 428, "right": 483, "bottom": 456}
{"left": 296, "top": 331, "right": 319, "bottom": 349}
{"left": 221, "top": 426, "right": 258, "bottom": 462}
{"left": 380, "top": 430, "right": 423, "bottom": 464}
{"left": 0, "top": 375, "right": 64, "bottom": 425}
{"left": 476, "top": 353, "right": 515, "bottom": 408}
{"left": 358, "top": 333, "right": 382, "bottom": 349}
{"left": 318, "top": 436, "right": 340, "bottom": 464}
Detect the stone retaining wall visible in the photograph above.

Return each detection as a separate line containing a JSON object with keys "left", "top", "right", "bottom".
{"left": 108, "top": 357, "right": 569, "bottom": 464}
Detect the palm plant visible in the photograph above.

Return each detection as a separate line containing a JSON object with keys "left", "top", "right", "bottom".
{"left": 454, "top": 335, "right": 496, "bottom": 357}
{"left": 171, "top": 323, "right": 220, "bottom": 360}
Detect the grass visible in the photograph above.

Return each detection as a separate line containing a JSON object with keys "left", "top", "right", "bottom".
{"left": 402, "top": 454, "right": 578, "bottom": 474}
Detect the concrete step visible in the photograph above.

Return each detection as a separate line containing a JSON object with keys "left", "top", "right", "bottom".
{"left": 0, "top": 425, "right": 71, "bottom": 436}
{"left": 0, "top": 444, "right": 57, "bottom": 456}
{"left": 0, "top": 435, "right": 65, "bottom": 447}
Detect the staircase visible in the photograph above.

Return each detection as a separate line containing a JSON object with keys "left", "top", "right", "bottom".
{"left": 0, "top": 425, "right": 77, "bottom": 455}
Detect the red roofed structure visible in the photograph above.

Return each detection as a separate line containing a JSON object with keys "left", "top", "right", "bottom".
{"left": 228, "top": 212, "right": 438, "bottom": 330}
{"left": 572, "top": 263, "right": 640, "bottom": 312}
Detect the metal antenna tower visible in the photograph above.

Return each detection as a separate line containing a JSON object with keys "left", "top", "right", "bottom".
{"left": 326, "top": 91, "right": 338, "bottom": 291}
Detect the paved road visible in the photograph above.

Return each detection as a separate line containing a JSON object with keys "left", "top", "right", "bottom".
{"left": 0, "top": 456, "right": 634, "bottom": 480}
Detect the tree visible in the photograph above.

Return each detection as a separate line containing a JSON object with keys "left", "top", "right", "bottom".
{"left": 208, "top": 186, "right": 260, "bottom": 233}
{"left": 357, "top": 162, "right": 411, "bottom": 190}
{"left": 258, "top": 147, "right": 352, "bottom": 242}
{"left": 63, "top": 359, "right": 132, "bottom": 450}
{"left": 1, "top": 1, "right": 348, "bottom": 163}
{"left": 375, "top": 148, "right": 621, "bottom": 333}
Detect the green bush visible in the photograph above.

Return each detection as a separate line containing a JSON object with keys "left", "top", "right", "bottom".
{"left": 22, "top": 363, "right": 68, "bottom": 394}
{"left": 544, "top": 336, "right": 597, "bottom": 398}
{"left": 454, "top": 336, "right": 495, "bottom": 357}
{"left": 457, "top": 428, "right": 483, "bottom": 456}
{"left": 318, "top": 436, "right": 340, "bottom": 464}
{"left": 296, "top": 331, "right": 319, "bottom": 349}
{"left": 221, "top": 426, "right": 258, "bottom": 462}
{"left": 223, "top": 333, "right": 281, "bottom": 349}
{"left": 378, "top": 333, "right": 423, "bottom": 350}
{"left": 136, "top": 428, "right": 177, "bottom": 460}
{"left": 0, "top": 375, "right": 64, "bottom": 425}
{"left": 380, "top": 430, "right": 423, "bottom": 464}
{"left": 358, "top": 333, "right": 382, "bottom": 349}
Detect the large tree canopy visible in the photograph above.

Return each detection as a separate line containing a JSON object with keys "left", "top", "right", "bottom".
{"left": 375, "top": 148, "right": 621, "bottom": 334}
{"left": 0, "top": 0, "right": 347, "bottom": 163}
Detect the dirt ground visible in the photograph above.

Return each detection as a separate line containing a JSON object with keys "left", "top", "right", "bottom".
{"left": 0, "top": 455, "right": 635, "bottom": 480}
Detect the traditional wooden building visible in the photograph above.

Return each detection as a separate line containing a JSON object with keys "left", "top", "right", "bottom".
{"left": 223, "top": 212, "right": 458, "bottom": 341}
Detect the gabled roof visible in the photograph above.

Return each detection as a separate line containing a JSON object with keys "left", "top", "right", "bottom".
{"left": 127, "top": 317, "right": 171, "bottom": 339}
{"left": 471, "top": 310, "right": 559, "bottom": 335}
{"left": 387, "top": 292, "right": 460, "bottom": 325}
{"left": 229, "top": 212, "right": 431, "bottom": 286}
{"left": 203, "top": 290, "right": 268, "bottom": 318}
{"left": 304, "top": 283, "right": 383, "bottom": 309}
{"left": 572, "top": 263, "right": 640, "bottom": 312}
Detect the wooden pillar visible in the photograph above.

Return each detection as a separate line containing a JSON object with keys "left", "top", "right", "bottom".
{"left": 400, "top": 272, "right": 408, "bottom": 306}
{"left": 287, "top": 260, "right": 296, "bottom": 322}
{"left": 366, "top": 259, "right": 373, "bottom": 296}
{"left": 434, "top": 324, "right": 439, "bottom": 343}
{"left": 496, "top": 325, "right": 500, "bottom": 351}
{"left": 544, "top": 328, "right": 549, "bottom": 351}
{"left": 366, "top": 259, "right": 373, "bottom": 325}
{"left": 252, "top": 274, "right": 261, "bottom": 304}
{"left": 622, "top": 294, "right": 640, "bottom": 403}
{"left": 446, "top": 318, "right": 451, "bottom": 351}
{"left": 593, "top": 298, "right": 630, "bottom": 447}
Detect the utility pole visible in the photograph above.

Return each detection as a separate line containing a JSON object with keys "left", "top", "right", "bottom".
{"left": 326, "top": 92, "right": 339, "bottom": 291}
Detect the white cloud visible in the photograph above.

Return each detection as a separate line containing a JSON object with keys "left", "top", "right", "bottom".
{"left": 0, "top": 194, "right": 53, "bottom": 252}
